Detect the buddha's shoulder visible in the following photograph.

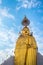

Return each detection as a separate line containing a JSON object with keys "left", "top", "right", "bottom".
{"left": 16, "top": 35, "right": 24, "bottom": 42}
{"left": 17, "top": 34, "right": 35, "bottom": 41}
{"left": 18, "top": 35, "right": 24, "bottom": 39}
{"left": 28, "top": 35, "right": 35, "bottom": 39}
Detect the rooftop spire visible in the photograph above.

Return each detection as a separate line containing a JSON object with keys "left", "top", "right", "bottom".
{"left": 22, "top": 16, "right": 30, "bottom": 26}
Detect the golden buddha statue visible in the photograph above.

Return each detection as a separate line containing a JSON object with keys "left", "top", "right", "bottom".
{"left": 14, "top": 16, "right": 38, "bottom": 65}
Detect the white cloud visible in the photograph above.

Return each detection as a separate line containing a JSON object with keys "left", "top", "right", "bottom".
{"left": 0, "top": 29, "right": 17, "bottom": 64}
{"left": 0, "top": 28, "right": 18, "bottom": 44}
{"left": 0, "top": 28, "right": 18, "bottom": 64}
{"left": 0, "top": 31, "right": 8, "bottom": 41}
{"left": 0, "top": 7, "right": 15, "bottom": 20}
{"left": 8, "top": 29, "right": 17, "bottom": 43}
{"left": 0, "top": 18, "right": 18, "bottom": 64}
{"left": 0, "top": 19, "right": 18, "bottom": 64}
{"left": 16, "top": 0, "right": 41, "bottom": 10}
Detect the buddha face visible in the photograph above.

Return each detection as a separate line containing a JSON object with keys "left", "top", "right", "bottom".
{"left": 21, "top": 27, "right": 30, "bottom": 35}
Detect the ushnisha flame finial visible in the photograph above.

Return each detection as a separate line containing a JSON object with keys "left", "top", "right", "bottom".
{"left": 22, "top": 16, "right": 30, "bottom": 26}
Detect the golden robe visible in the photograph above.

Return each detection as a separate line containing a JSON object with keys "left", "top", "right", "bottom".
{"left": 14, "top": 27, "right": 37, "bottom": 65}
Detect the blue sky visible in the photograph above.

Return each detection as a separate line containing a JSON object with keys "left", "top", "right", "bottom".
{"left": 0, "top": 0, "right": 43, "bottom": 64}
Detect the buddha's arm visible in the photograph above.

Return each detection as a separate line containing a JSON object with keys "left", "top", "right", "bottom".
{"left": 14, "top": 37, "right": 21, "bottom": 54}
{"left": 31, "top": 36, "right": 38, "bottom": 49}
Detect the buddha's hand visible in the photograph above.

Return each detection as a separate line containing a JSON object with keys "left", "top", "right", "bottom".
{"left": 30, "top": 44, "right": 34, "bottom": 47}
{"left": 26, "top": 44, "right": 31, "bottom": 48}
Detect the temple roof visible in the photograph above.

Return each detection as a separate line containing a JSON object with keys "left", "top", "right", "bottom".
{"left": 22, "top": 16, "right": 30, "bottom": 26}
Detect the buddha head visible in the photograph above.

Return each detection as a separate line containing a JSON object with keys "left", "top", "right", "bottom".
{"left": 21, "top": 27, "right": 30, "bottom": 35}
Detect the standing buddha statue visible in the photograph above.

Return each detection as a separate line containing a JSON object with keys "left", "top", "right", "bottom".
{"left": 14, "top": 16, "right": 38, "bottom": 65}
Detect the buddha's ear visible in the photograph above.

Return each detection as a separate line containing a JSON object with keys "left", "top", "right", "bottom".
{"left": 30, "top": 32, "right": 33, "bottom": 36}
